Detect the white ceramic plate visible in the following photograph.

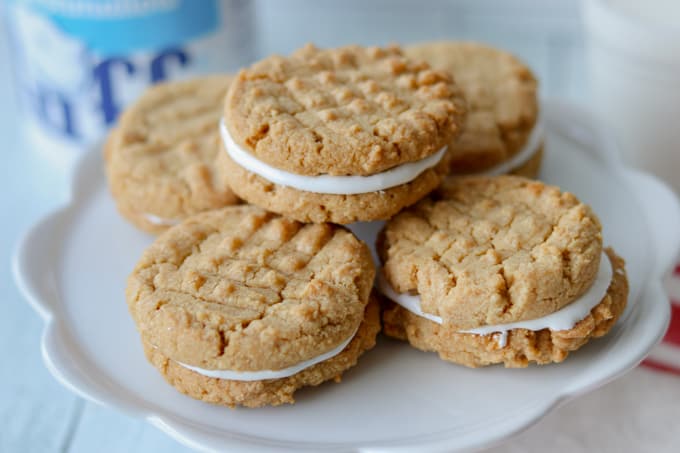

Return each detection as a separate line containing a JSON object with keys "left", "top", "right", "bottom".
{"left": 13, "top": 100, "right": 680, "bottom": 453}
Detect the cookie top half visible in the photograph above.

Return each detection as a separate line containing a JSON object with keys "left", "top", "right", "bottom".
{"left": 224, "top": 44, "right": 466, "bottom": 176}
{"left": 127, "top": 205, "right": 375, "bottom": 372}
{"left": 106, "top": 76, "right": 238, "bottom": 225}
{"left": 379, "top": 176, "right": 602, "bottom": 329}
{"left": 405, "top": 42, "right": 538, "bottom": 173}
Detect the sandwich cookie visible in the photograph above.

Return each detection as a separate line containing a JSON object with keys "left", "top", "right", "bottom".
{"left": 377, "top": 176, "right": 628, "bottom": 367}
{"left": 105, "top": 76, "right": 239, "bottom": 235}
{"left": 127, "top": 205, "right": 379, "bottom": 407}
{"left": 405, "top": 41, "right": 543, "bottom": 177}
{"left": 218, "top": 44, "right": 466, "bottom": 224}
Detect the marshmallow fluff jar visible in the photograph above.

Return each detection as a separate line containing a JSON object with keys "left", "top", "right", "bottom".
{"left": 378, "top": 176, "right": 629, "bottom": 368}
{"left": 217, "top": 44, "right": 467, "bottom": 224}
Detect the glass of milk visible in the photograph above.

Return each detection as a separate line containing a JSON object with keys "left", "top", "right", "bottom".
{"left": 3, "top": 0, "right": 255, "bottom": 167}
{"left": 583, "top": 0, "right": 680, "bottom": 193}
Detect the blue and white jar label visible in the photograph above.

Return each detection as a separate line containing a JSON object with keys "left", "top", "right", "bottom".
{"left": 6, "top": 0, "right": 254, "bottom": 150}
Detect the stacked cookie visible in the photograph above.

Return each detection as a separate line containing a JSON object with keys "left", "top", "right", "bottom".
{"left": 378, "top": 176, "right": 628, "bottom": 367}
{"left": 108, "top": 42, "right": 628, "bottom": 408}
{"left": 218, "top": 44, "right": 465, "bottom": 223}
{"left": 406, "top": 42, "right": 543, "bottom": 177}
{"left": 105, "top": 76, "right": 239, "bottom": 234}
{"left": 127, "top": 206, "right": 379, "bottom": 407}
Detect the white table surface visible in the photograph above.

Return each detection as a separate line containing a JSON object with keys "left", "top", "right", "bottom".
{"left": 1, "top": 2, "right": 678, "bottom": 452}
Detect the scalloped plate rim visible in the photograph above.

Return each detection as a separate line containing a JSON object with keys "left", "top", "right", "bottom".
{"left": 11, "top": 98, "right": 679, "bottom": 453}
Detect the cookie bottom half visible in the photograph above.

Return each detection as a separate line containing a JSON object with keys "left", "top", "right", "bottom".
{"left": 105, "top": 130, "right": 240, "bottom": 236}
{"left": 113, "top": 202, "right": 177, "bottom": 235}
{"left": 508, "top": 144, "right": 543, "bottom": 179}
{"left": 382, "top": 248, "right": 628, "bottom": 368}
{"left": 110, "top": 188, "right": 240, "bottom": 236}
{"left": 218, "top": 149, "right": 451, "bottom": 224}
{"left": 143, "top": 299, "right": 381, "bottom": 408}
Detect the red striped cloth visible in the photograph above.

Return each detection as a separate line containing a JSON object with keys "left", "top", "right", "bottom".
{"left": 642, "top": 265, "right": 680, "bottom": 375}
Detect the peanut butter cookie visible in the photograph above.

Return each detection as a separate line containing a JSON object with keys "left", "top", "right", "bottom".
{"left": 127, "top": 205, "right": 379, "bottom": 406}
{"left": 377, "top": 176, "right": 627, "bottom": 367}
{"left": 219, "top": 44, "right": 465, "bottom": 223}
{"left": 105, "top": 76, "right": 239, "bottom": 234}
{"left": 406, "top": 42, "right": 542, "bottom": 176}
